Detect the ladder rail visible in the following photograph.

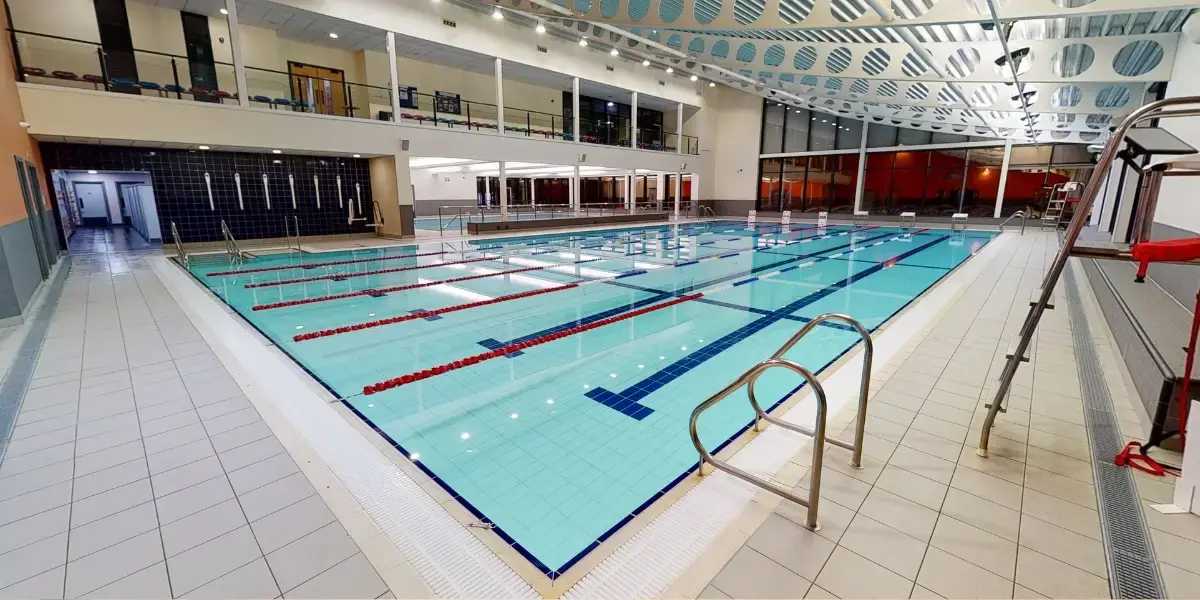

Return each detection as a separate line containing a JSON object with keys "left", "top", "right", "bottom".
{"left": 171, "top": 221, "right": 187, "bottom": 267}
{"left": 977, "top": 95, "right": 1200, "bottom": 456}
{"left": 220, "top": 219, "right": 244, "bottom": 261}
{"left": 998, "top": 210, "right": 1026, "bottom": 234}
{"left": 690, "top": 358, "right": 829, "bottom": 530}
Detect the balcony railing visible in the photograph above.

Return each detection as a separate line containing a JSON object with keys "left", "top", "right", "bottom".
{"left": 8, "top": 28, "right": 700, "bottom": 155}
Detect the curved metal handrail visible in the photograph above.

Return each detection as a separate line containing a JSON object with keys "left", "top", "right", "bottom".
{"left": 171, "top": 221, "right": 187, "bottom": 267}
{"left": 690, "top": 358, "right": 828, "bottom": 530}
{"left": 749, "top": 313, "right": 873, "bottom": 468}
{"left": 699, "top": 205, "right": 716, "bottom": 219}
{"left": 220, "top": 220, "right": 245, "bottom": 262}
{"left": 997, "top": 210, "right": 1025, "bottom": 234}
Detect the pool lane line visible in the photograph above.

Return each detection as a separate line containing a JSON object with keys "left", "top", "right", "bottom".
{"left": 244, "top": 254, "right": 506, "bottom": 289}
{"left": 206, "top": 248, "right": 456, "bottom": 277}
{"left": 290, "top": 226, "right": 875, "bottom": 336}
{"left": 583, "top": 232, "right": 949, "bottom": 419}
{"left": 358, "top": 292, "right": 704, "bottom": 397}
{"left": 476, "top": 227, "right": 894, "bottom": 352}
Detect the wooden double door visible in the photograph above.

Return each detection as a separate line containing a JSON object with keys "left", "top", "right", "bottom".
{"left": 288, "top": 62, "right": 349, "bottom": 116}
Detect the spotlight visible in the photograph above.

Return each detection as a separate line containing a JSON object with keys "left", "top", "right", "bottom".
{"left": 666, "top": 66, "right": 674, "bottom": 73}
{"left": 642, "top": 58, "right": 650, "bottom": 67}
{"left": 329, "top": 32, "right": 338, "bottom": 38}
{"left": 709, "top": 81, "right": 715, "bottom": 87}
{"left": 610, "top": 47, "right": 618, "bottom": 56}
{"left": 219, "top": 7, "right": 228, "bottom": 14}
{"left": 579, "top": 37, "right": 588, "bottom": 46}
{"left": 690, "top": 74, "right": 698, "bottom": 82}
{"left": 492, "top": 5, "right": 503, "bottom": 18}
{"left": 272, "top": 149, "right": 282, "bottom": 154}
{"left": 198, "top": 145, "right": 210, "bottom": 150}
{"left": 536, "top": 22, "right": 545, "bottom": 33}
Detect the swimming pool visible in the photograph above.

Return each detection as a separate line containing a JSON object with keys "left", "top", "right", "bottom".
{"left": 414, "top": 208, "right": 576, "bottom": 231}
{"left": 187, "top": 220, "right": 995, "bottom": 577}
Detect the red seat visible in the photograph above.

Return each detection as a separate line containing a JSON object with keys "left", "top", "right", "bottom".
{"left": 1132, "top": 239, "right": 1200, "bottom": 282}
{"left": 189, "top": 86, "right": 211, "bottom": 95}
{"left": 22, "top": 66, "right": 46, "bottom": 77}
{"left": 51, "top": 70, "right": 78, "bottom": 80}
{"left": 82, "top": 74, "right": 105, "bottom": 84}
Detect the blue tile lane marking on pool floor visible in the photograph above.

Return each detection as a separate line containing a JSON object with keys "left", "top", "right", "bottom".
{"left": 474, "top": 229, "right": 892, "bottom": 352}
{"left": 583, "top": 234, "right": 951, "bottom": 417}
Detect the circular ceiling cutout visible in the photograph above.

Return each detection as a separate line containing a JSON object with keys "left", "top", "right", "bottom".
{"left": 944, "top": 48, "right": 981, "bottom": 78}
{"left": 1051, "top": 43, "right": 1094, "bottom": 77}
{"left": 733, "top": 0, "right": 764, "bottom": 23}
{"left": 764, "top": 44, "right": 785, "bottom": 67}
{"left": 600, "top": 0, "right": 620, "bottom": 16}
{"left": 902, "top": 52, "right": 931, "bottom": 77}
{"left": 711, "top": 40, "right": 730, "bottom": 59}
{"left": 800, "top": 74, "right": 819, "bottom": 87}
{"left": 935, "top": 107, "right": 953, "bottom": 116}
{"left": 1080, "top": 131, "right": 1101, "bottom": 141}
{"left": 907, "top": 83, "right": 930, "bottom": 101}
{"left": 576, "top": 0, "right": 593, "bottom": 11}
{"left": 1051, "top": 113, "right": 1076, "bottom": 128}
{"left": 850, "top": 79, "right": 870, "bottom": 96}
{"left": 971, "top": 84, "right": 998, "bottom": 107}
{"left": 886, "top": 103, "right": 903, "bottom": 112}
{"left": 989, "top": 110, "right": 1008, "bottom": 120}
{"left": 1086, "top": 114, "right": 1111, "bottom": 129}
{"left": 862, "top": 49, "right": 890, "bottom": 76}
{"left": 627, "top": 0, "right": 649, "bottom": 20}
{"left": 975, "top": 126, "right": 990, "bottom": 135}
{"left": 952, "top": 124, "right": 967, "bottom": 133}
{"left": 892, "top": 0, "right": 936, "bottom": 18}
{"left": 794, "top": 46, "right": 817, "bottom": 70}
{"left": 825, "top": 77, "right": 844, "bottom": 94}
{"left": 1113, "top": 40, "right": 1164, "bottom": 76}
{"left": 666, "top": 34, "right": 683, "bottom": 49}
{"left": 694, "top": 0, "right": 721, "bottom": 23}
{"left": 1010, "top": 85, "right": 1039, "bottom": 108}
{"left": 826, "top": 48, "right": 853, "bottom": 73}
{"left": 994, "top": 49, "right": 1033, "bottom": 79}
{"left": 735, "top": 42, "right": 757, "bottom": 63}
{"left": 1051, "top": 85, "right": 1082, "bottom": 108}
{"left": 779, "top": 73, "right": 795, "bottom": 84}
{"left": 688, "top": 38, "right": 706, "bottom": 55}
{"left": 936, "top": 87, "right": 958, "bottom": 105}
{"left": 1051, "top": 0, "right": 1096, "bottom": 6}
{"left": 659, "top": 0, "right": 682, "bottom": 22}
{"left": 830, "top": 0, "right": 868, "bottom": 22}
{"left": 778, "top": 0, "right": 811, "bottom": 23}
{"left": 877, "top": 81, "right": 899, "bottom": 97}
{"left": 1095, "top": 85, "right": 1132, "bottom": 109}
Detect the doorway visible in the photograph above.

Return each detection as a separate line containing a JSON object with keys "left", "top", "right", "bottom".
{"left": 73, "top": 182, "right": 110, "bottom": 226}
{"left": 13, "top": 157, "right": 53, "bottom": 279}
{"left": 288, "top": 61, "right": 347, "bottom": 117}
{"left": 57, "top": 169, "right": 159, "bottom": 254}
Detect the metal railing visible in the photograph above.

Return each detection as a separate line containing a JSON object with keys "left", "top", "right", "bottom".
{"left": 373, "top": 201, "right": 385, "bottom": 227}
{"left": 220, "top": 220, "right": 246, "bottom": 262}
{"left": 698, "top": 205, "right": 716, "bottom": 219}
{"left": 171, "top": 221, "right": 187, "bottom": 267}
{"left": 690, "top": 313, "right": 874, "bottom": 530}
{"left": 998, "top": 210, "right": 1026, "bottom": 234}
{"left": 977, "top": 95, "right": 1200, "bottom": 456}
{"left": 434, "top": 202, "right": 666, "bottom": 235}
{"left": 283, "top": 215, "right": 300, "bottom": 251}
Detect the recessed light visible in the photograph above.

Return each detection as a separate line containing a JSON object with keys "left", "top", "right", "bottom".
{"left": 607, "top": 101, "right": 614, "bottom": 107}
{"left": 87, "top": 170, "right": 97, "bottom": 174}
{"left": 709, "top": 81, "right": 716, "bottom": 87}
{"left": 579, "top": 37, "right": 588, "bottom": 46}
{"left": 536, "top": 22, "right": 545, "bottom": 33}
{"left": 690, "top": 74, "right": 698, "bottom": 82}
{"left": 610, "top": 47, "right": 618, "bottom": 56}
{"left": 642, "top": 58, "right": 650, "bottom": 67}
{"left": 353, "top": 154, "right": 361, "bottom": 158}
{"left": 328, "top": 32, "right": 338, "bottom": 38}
{"left": 198, "top": 145, "right": 210, "bottom": 150}
{"left": 272, "top": 149, "right": 282, "bottom": 154}
{"left": 219, "top": 7, "right": 227, "bottom": 14}
{"left": 666, "top": 67, "right": 674, "bottom": 73}
{"left": 273, "top": 159, "right": 281, "bottom": 164}
{"left": 492, "top": 5, "right": 503, "bottom": 18}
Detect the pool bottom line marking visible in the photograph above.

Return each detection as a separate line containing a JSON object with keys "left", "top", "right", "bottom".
{"left": 359, "top": 292, "right": 703, "bottom": 397}
{"left": 244, "top": 254, "right": 505, "bottom": 289}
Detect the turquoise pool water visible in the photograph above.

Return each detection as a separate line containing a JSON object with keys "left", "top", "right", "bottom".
{"left": 414, "top": 208, "right": 577, "bottom": 231}
{"left": 187, "top": 220, "right": 994, "bottom": 576}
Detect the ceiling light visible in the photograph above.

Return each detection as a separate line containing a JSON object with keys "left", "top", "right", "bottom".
{"left": 536, "top": 22, "right": 545, "bottom": 33}
{"left": 492, "top": 5, "right": 503, "bottom": 18}
{"left": 709, "top": 81, "right": 715, "bottom": 87}
{"left": 273, "top": 159, "right": 281, "bottom": 164}
{"left": 607, "top": 101, "right": 614, "bottom": 107}
{"left": 642, "top": 58, "right": 650, "bottom": 67}
{"left": 198, "top": 145, "right": 210, "bottom": 150}
{"left": 272, "top": 149, "right": 282, "bottom": 154}
{"left": 666, "top": 67, "right": 674, "bottom": 73}
{"left": 579, "top": 37, "right": 587, "bottom": 46}
{"left": 690, "top": 74, "right": 698, "bottom": 82}
{"left": 610, "top": 47, "right": 619, "bottom": 56}
{"left": 353, "top": 154, "right": 361, "bottom": 158}
{"left": 219, "top": 7, "right": 228, "bottom": 14}
{"left": 87, "top": 170, "right": 97, "bottom": 175}
{"left": 328, "top": 32, "right": 338, "bottom": 38}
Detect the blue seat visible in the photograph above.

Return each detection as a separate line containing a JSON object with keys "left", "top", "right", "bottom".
{"left": 251, "top": 95, "right": 272, "bottom": 103}
{"left": 138, "top": 81, "right": 161, "bottom": 90}
{"left": 110, "top": 77, "right": 137, "bottom": 87}
{"left": 274, "top": 98, "right": 294, "bottom": 108}
{"left": 164, "top": 84, "right": 185, "bottom": 94}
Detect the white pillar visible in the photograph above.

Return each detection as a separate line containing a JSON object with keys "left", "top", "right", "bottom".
{"left": 656, "top": 173, "right": 666, "bottom": 211}
{"left": 223, "top": 0, "right": 249, "bottom": 107}
{"left": 385, "top": 32, "right": 400, "bottom": 121}
{"left": 573, "top": 165, "right": 581, "bottom": 213}
{"left": 572, "top": 78, "right": 581, "bottom": 144}
{"left": 499, "top": 162, "right": 508, "bottom": 221}
{"left": 631, "top": 92, "right": 639, "bottom": 148}
{"left": 994, "top": 138, "right": 1014, "bottom": 218}
{"left": 673, "top": 172, "right": 682, "bottom": 218}
{"left": 495, "top": 58, "right": 505, "bottom": 135}
{"left": 531, "top": 177, "right": 537, "bottom": 206}
{"left": 626, "top": 171, "right": 635, "bottom": 211}
{"left": 854, "top": 122, "right": 868, "bottom": 212}
{"left": 676, "top": 102, "right": 684, "bottom": 154}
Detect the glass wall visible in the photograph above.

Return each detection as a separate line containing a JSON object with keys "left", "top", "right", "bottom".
{"left": 758, "top": 154, "right": 858, "bottom": 212}
{"left": 859, "top": 148, "right": 1003, "bottom": 215}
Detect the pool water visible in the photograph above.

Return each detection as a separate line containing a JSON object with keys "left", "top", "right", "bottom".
{"left": 187, "top": 220, "right": 995, "bottom": 576}
{"left": 414, "top": 208, "right": 577, "bottom": 231}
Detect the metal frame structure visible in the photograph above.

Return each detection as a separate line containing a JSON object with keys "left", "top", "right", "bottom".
{"left": 998, "top": 210, "right": 1026, "bottom": 234}
{"left": 220, "top": 219, "right": 246, "bottom": 262}
{"left": 977, "top": 95, "right": 1200, "bottom": 456}
{"left": 283, "top": 215, "right": 301, "bottom": 252}
{"left": 690, "top": 313, "right": 873, "bottom": 529}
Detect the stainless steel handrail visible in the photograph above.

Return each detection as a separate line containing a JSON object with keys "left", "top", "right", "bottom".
{"left": 220, "top": 220, "right": 245, "bottom": 261}
{"left": 690, "top": 358, "right": 828, "bottom": 530}
{"left": 283, "top": 215, "right": 300, "bottom": 251}
{"left": 977, "top": 95, "right": 1200, "bottom": 456}
{"left": 699, "top": 205, "right": 716, "bottom": 219}
{"left": 171, "top": 221, "right": 187, "bottom": 267}
{"left": 997, "top": 211, "right": 1026, "bottom": 234}
{"left": 748, "top": 313, "right": 873, "bottom": 468}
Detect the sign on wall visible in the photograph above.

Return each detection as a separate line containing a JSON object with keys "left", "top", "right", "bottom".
{"left": 747, "top": 209, "right": 756, "bottom": 223}
{"left": 435, "top": 91, "right": 461, "bottom": 115}
{"left": 817, "top": 211, "right": 828, "bottom": 228}
{"left": 781, "top": 210, "right": 791, "bottom": 226}
{"left": 397, "top": 85, "right": 417, "bottom": 109}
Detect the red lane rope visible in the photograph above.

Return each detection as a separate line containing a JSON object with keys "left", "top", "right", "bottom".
{"left": 206, "top": 249, "right": 453, "bottom": 277}
{"left": 361, "top": 292, "right": 702, "bottom": 395}
{"left": 251, "top": 265, "right": 548, "bottom": 311}
{"left": 294, "top": 283, "right": 578, "bottom": 341}
{"left": 244, "top": 255, "right": 500, "bottom": 289}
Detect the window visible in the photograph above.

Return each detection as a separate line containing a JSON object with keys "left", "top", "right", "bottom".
{"left": 783, "top": 108, "right": 809, "bottom": 152}
{"left": 896, "top": 127, "right": 932, "bottom": 146}
{"left": 762, "top": 101, "right": 786, "bottom": 153}
{"left": 866, "top": 123, "right": 898, "bottom": 148}
{"left": 835, "top": 118, "right": 863, "bottom": 150}
{"left": 809, "top": 114, "right": 837, "bottom": 151}
{"left": 781, "top": 157, "right": 806, "bottom": 211}
{"left": 759, "top": 158, "right": 783, "bottom": 210}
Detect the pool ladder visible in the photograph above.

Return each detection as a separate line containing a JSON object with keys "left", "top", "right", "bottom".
{"left": 690, "top": 314, "right": 873, "bottom": 530}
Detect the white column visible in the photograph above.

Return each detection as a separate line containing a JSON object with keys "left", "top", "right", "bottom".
{"left": 385, "top": 32, "right": 400, "bottom": 121}
{"left": 223, "top": 0, "right": 249, "bottom": 107}
{"left": 626, "top": 171, "right": 635, "bottom": 211}
{"left": 495, "top": 58, "right": 505, "bottom": 135}
{"left": 572, "top": 78, "right": 581, "bottom": 144}
{"left": 656, "top": 173, "right": 666, "bottom": 211}
{"left": 499, "top": 161, "right": 508, "bottom": 221}
{"left": 994, "top": 138, "right": 1014, "bottom": 218}
{"left": 631, "top": 92, "right": 639, "bottom": 148}
{"left": 531, "top": 177, "right": 537, "bottom": 207}
{"left": 854, "top": 122, "right": 868, "bottom": 212}
{"left": 673, "top": 172, "right": 682, "bottom": 218}
{"left": 573, "top": 165, "right": 581, "bottom": 213}
{"left": 676, "top": 102, "right": 684, "bottom": 154}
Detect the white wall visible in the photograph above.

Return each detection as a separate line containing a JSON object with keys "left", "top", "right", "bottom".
{"left": 412, "top": 170, "right": 477, "bottom": 201}
{"left": 1156, "top": 31, "right": 1200, "bottom": 234}
{"left": 124, "top": 184, "right": 162, "bottom": 241}
{"left": 60, "top": 170, "right": 153, "bottom": 225}
{"left": 708, "top": 86, "right": 762, "bottom": 201}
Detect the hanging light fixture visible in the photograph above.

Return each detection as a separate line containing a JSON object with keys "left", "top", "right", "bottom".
{"left": 666, "top": 66, "right": 674, "bottom": 73}
{"left": 642, "top": 58, "right": 650, "bottom": 67}
{"left": 492, "top": 5, "right": 504, "bottom": 19}
{"left": 709, "top": 81, "right": 715, "bottom": 87}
